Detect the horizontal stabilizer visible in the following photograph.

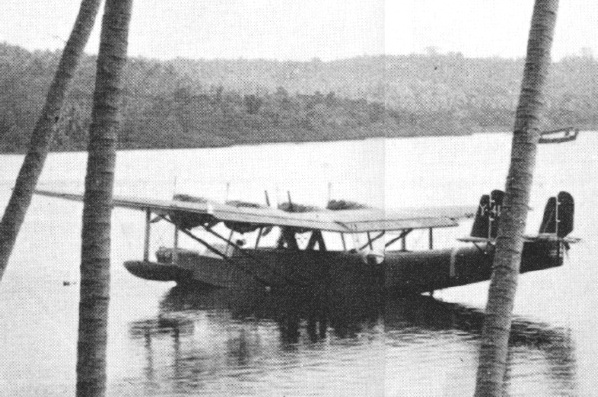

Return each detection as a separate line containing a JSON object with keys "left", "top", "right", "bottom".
{"left": 524, "top": 234, "right": 580, "bottom": 244}
{"left": 457, "top": 236, "right": 493, "bottom": 243}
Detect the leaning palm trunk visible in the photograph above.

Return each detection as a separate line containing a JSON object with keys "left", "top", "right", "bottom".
{"left": 0, "top": 0, "right": 102, "bottom": 282}
{"left": 76, "top": 0, "right": 133, "bottom": 396}
{"left": 474, "top": 1, "right": 559, "bottom": 396}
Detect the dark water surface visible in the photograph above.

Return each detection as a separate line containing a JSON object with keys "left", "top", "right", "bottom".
{"left": 0, "top": 133, "right": 595, "bottom": 396}
{"left": 121, "top": 286, "right": 577, "bottom": 396}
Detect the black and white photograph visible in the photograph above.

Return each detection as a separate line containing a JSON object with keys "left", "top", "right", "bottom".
{"left": 0, "top": 1, "right": 596, "bottom": 395}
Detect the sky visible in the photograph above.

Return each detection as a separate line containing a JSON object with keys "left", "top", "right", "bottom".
{"left": 1, "top": 1, "right": 597, "bottom": 61}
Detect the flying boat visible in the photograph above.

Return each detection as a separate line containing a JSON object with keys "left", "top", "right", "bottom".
{"left": 34, "top": 188, "right": 577, "bottom": 293}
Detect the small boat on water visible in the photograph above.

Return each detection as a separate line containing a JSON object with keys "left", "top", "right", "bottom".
{"left": 539, "top": 127, "right": 579, "bottom": 144}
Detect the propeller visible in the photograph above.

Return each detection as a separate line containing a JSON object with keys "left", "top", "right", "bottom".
{"left": 287, "top": 191, "right": 294, "bottom": 211}
{"left": 264, "top": 190, "right": 271, "bottom": 207}
{"left": 259, "top": 189, "right": 273, "bottom": 236}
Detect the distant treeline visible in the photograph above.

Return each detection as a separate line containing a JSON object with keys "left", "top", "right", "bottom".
{"left": 1, "top": 42, "right": 597, "bottom": 152}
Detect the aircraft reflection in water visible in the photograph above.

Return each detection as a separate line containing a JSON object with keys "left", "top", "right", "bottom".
{"left": 128, "top": 286, "right": 578, "bottom": 396}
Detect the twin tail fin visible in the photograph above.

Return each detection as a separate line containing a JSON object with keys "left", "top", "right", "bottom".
{"left": 470, "top": 189, "right": 504, "bottom": 240}
{"left": 539, "top": 191, "right": 574, "bottom": 238}
{"left": 466, "top": 190, "right": 575, "bottom": 242}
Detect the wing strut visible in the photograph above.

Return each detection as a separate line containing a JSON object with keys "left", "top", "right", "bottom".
{"left": 306, "top": 230, "right": 327, "bottom": 251}
{"left": 385, "top": 229, "right": 413, "bottom": 249}
{"left": 156, "top": 214, "right": 277, "bottom": 288}
{"left": 178, "top": 229, "right": 227, "bottom": 260}
{"left": 359, "top": 232, "right": 384, "bottom": 251}
{"left": 201, "top": 226, "right": 310, "bottom": 287}
{"left": 429, "top": 227, "right": 434, "bottom": 249}
{"left": 255, "top": 227, "right": 263, "bottom": 248}
{"left": 173, "top": 224, "right": 179, "bottom": 264}
{"left": 178, "top": 228, "right": 285, "bottom": 288}
{"left": 144, "top": 209, "right": 151, "bottom": 261}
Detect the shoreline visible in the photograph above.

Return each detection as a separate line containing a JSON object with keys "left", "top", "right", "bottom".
{"left": 0, "top": 130, "right": 474, "bottom": 155}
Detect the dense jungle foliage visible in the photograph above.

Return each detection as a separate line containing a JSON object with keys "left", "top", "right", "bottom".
{"left": 1, "top": 42, "right": 596, "bottom": 152}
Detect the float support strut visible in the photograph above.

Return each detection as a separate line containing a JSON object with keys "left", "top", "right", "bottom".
{"left": 173, "top": 224, "right": 179, "bottom": 264}
{"left": 143, "top": 209, "right": 151, "bottom": 261}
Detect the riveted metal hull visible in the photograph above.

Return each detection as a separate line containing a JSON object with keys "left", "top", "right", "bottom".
{"left": 123, "top": 240, "right": 564, "bottom": 293}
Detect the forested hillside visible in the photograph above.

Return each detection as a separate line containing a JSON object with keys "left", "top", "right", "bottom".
{"left": 1, "top": 42, "right": 596, "bottom": 152}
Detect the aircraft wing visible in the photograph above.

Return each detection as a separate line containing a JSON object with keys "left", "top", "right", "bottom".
{"left": 34, "top": 189, "right": 476, "bottom": 233}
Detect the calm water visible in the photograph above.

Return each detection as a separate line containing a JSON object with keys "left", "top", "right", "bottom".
{"left": 0, "top": 133, "right": 596, "bottom": 396}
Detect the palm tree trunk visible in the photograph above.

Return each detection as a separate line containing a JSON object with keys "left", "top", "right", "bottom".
{"left": 474, "top": 1, "right": 559, "bottom": 395}
{"left": 76, "top": 0, "right": 133, "bottom": 396}
{"left": 0, "top": 0, "right": 102, "bottom": 282}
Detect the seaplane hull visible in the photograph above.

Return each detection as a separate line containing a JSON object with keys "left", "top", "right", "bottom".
{"left": 33, "top": 188, "right": 575, "bottom": 295}
{"left": 124, "top": 239, "right": 564, "bottom": 293}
